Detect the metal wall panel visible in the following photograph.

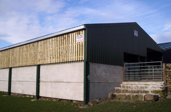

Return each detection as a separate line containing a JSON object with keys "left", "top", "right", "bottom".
{"left": 85, "top": 23, "right": 162, "bottom": 66}
{"left": 163, "top": 49, "right": 171, "bottom": 63}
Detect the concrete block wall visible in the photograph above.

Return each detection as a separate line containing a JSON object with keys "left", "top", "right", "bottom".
{"left": 39, "top": 62, "right": 84, "bottom": 101}
{"left": 0, "top": 62, "right": 124, "bottom": 102}
{"left": 0, "top": 62, "right": 84, "bottom": 101}
{"left": 89, "top": 63, "right": 123, "bottom": 101}
{"left": 0, "top": 69, "right": 9, "bottom": 92}
{"left": 11, "top": 66, "right": 36, "bottom": 95}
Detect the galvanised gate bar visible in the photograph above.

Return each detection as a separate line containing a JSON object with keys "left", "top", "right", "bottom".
{"left": 124, "top": 61, "right": 163, "bottom": 81}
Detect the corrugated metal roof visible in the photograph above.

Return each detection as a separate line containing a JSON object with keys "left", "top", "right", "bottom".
{"left": 0, "top": 25, "right": 85, "bottom": 51}
{"left": 158, "top": 42, "right": 171, "bottom": 51}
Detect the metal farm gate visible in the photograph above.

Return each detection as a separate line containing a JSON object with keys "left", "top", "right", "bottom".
{"left": 124, "top": 61, "right": 163, "bottom": 81}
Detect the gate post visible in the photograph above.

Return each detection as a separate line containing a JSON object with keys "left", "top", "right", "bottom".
{"left": 163, "top": 63, "right": 166, "bottom": 86}
{"left": 123, "top": 66, "right": 124, "bottom": 81}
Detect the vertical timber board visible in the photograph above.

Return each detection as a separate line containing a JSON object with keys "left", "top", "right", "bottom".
{"left": 68, "top": 34, "right": 70, "bottom": 62}
{"left": 47, "top": 39, "right": 49, "bottom": 64}
{"left": 1, "top": 51, "right": 3, "bottom": 68}
{"left": 23, "top": 46, "right": 25, "bottom": 66}
{"left": 56, "top": 37, "right": 59, "bottom": 62}
{"left": 80, "top": 31, "right": 82, "bottom": 60}
{"left": 16, "top": 47, "right": 18, "bottom": 66}
{"left": 7, "top": 50, "right": 9, "bottom": 67}
{"left": 12, "top": 48, "right": 15, "bottom": 67}
{"left": 43, "top": 40, "right": 45, "bottom": 64}
{"left": 58, "top": 36, "right": 61, "bottom": 62}
{"left": 63, "top": 35, "right": 65, "bottom": 62}
{"left": 78, "top": 31, "right": 80, "bottom": 61}
{"left": 71, "top": 33, "right": 73, "bottom": 61}
{"left": 4, "top": 51, "right": 6, "bottom": 67}
{"left": 74, "top": 32, "right": 76, "bottom": 61}
{"left": 6, "top": 50, "right": 9, "bottom": 67}
{"left": 44, "top": 40, "right": 47, "bottom": 64}
{"left": 30, "top": 43, "right": 33, "bottom": 65}
{"left": 65, "top": 34, "right": 67, "bottom": 61}
{"left": 41, "top": 40, "right": 44, "bottom": 64}
{"left": 40, "top": 40, "right": 43, "bottom": 64}
{"left": 3, "top": 51, "right": 6, "bottom": 67}
{"left": 64, "top": 35, "right": 66, "bottom": 62}
{"left": 10, "top": 49, "right": 13, "bottom": 67}
{"left": 59, "top": 35, "right": 62, "bottom": 62}
{"left": 27, "top": 44, "right": 30, "bottom": 65}
{"left": 76, "top": 32, "right": 78, "bottom": 61}
{"left": 66, "top": 34, "right": 68, "bottom": 62}
{"left": 58, "top": 36, "right": 60, "bottom": 62}
{"left": 60, "top": 35, "right": 63, "bottom": 62}
{"left": 0, "top": 30, "right": 85, "bottom": 68}
{"left": 35, "top": 42, "right": 38, "bottom": 65}
{"left": 42, "top": 40, "right": 45, "bottom": 64}
{"left": 65, "top": 34, "right": 67, "bottom": 62}
{"left": 53, "top": 37, "right": 56, "bottom": 63}
{"left": 50, "top": 38, "right": 53, "bottom": 63}
{"left": 26, "top": 45, "right": 28, "bottom": 66}
{"left": 38, "top": 41, "right": 40, "bottom": 64}
{"left": 70, "top": 33, "right": 73, "bottom": 61}
{"left": 60, "top": 35, "right": 62, "bottom": 62}
{"left": 52, "top": 38, "right": 54, "bottom": 63}
{"left": 67, "top": 34, "right": 69, "bottom": 62}
{"left": 49, "top": 38, "right": 52, "bottom": 63}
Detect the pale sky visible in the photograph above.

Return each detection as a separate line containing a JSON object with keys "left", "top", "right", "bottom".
{"left": 0, "top": 0, "right": 171, "bottom": 48}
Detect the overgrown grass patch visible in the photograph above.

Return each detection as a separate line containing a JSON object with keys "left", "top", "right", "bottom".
{"left": 0, "top": 92, "right": 171, "bottom": 112}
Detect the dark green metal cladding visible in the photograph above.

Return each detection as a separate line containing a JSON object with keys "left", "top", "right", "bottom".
{"left": 84, "top": 29, "right": 89, "bottom": 105}
{"left": 85, "top": 23, "right": 162, "bottom": 66}
{"left": 8, "top": 67, "right": 12, "bottom": 95}
{"left": 163, "top": 48, "right": 171, "bottom": 63}
{"left": 36, "top": 65, "right": 40, "bottom": 99}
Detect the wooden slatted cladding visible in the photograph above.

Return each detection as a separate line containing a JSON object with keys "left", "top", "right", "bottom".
{"left": 0, "top": 30, "right": 84, "bottom": 68}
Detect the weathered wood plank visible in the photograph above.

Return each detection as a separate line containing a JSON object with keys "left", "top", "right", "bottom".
{"left": 0, "top": 30, "right": 85, "bottom": 68}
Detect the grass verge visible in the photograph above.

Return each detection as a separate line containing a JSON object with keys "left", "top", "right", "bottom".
{"left": 0, "top": 92, "right": 171, "bottom": 112}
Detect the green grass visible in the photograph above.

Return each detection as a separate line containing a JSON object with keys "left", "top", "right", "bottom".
{"left": 1, "top": 92, "right": 171, "bottom": 112}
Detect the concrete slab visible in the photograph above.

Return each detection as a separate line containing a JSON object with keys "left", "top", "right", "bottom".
{"left": 89, "top": 63, "right": 123, "bottom": 101}
{"left": 0, "top": 68, "right": 9, "bottom": 92}
{"left": 40, "top": 82, "right": 83, "bottom": 101}
{"left": 39, "top": 62, "right": 84, "bottom": 101}
{"left": 11, "top": 66, "right": 36, "bottom": 95}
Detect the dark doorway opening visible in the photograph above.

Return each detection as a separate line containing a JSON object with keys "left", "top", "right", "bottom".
{"left": 147, "top": 48, "right": 162, "bottom": 62}
{"left": 124, "top": 52, "right": 146, "bottom": 63}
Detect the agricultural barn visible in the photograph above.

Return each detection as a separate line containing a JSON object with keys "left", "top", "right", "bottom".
{"left": 158, "top": 42, "right": 171, "bottom": 63}
{"left": 0, "top": 22, "right": 162, "bottom": 104}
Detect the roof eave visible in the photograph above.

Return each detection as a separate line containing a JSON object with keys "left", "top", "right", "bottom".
{"left": 0, "top": 25, "right": 86, "bottom": 51}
